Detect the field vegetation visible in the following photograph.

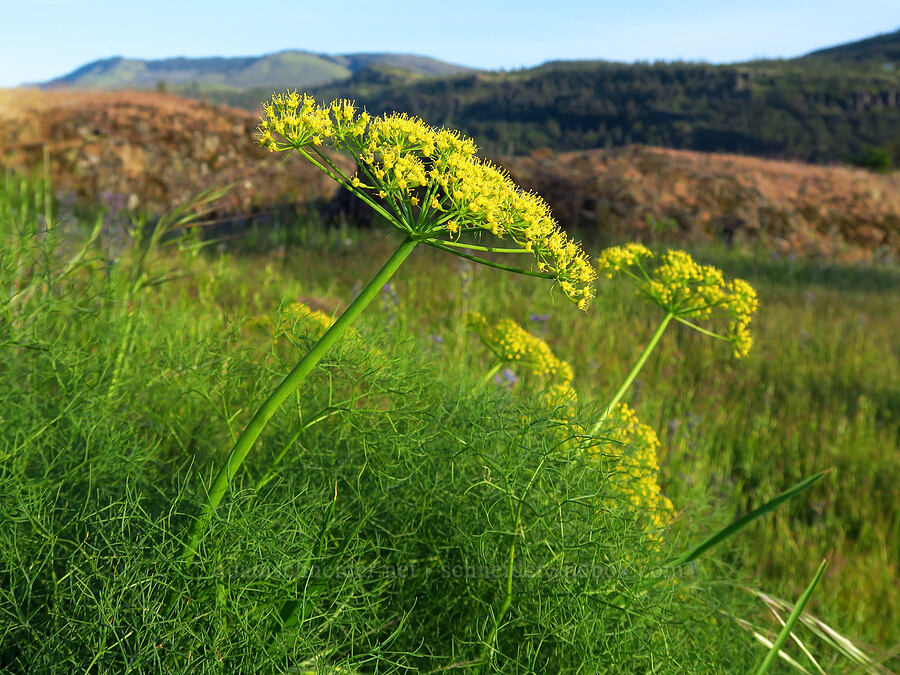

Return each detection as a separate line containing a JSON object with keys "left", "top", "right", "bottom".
{"left": 1, "top": 158, "right": 897, "bottom": 671}
{"left": 5, "top": 26, "right": 900, "bottom": 673}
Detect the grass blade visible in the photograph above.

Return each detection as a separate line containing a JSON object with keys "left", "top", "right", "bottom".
{"left": 756, "top": 558, "right": 829, "bottom": 674}
{"left": 747, "top": 588, "right": 889, "bottom": 673}
{"left": 669, "top": 470, "right": 829, "bottom": 568}
{"left": 734, "top": 617, "right": 812, "bottom": 674}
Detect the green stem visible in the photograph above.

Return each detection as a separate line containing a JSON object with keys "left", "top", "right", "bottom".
{"left": 478, "top": 459, "right": 543, "bottom": 671}
{"left": 302, "top": 147, "right": 405, "bottom": 231}
{"left": 106, "top": 273, "right": 145, "bottom": 401}
{"left": 423, "top": 240, "right": 555, "bottom": 280}
{"left": 673, "top": 315, "right": 729, "bottom": 341}
{"left": 590, "top": 312, "right": 673, "bottom": 435}
{"left": 167, "top": 236, "right": 418, "bottom": 611}
{"left": 435, "top": 240, "right": 534, "bottom": 254}
{"left": 479, "top": 532, "right": 518, "bottom": 671}
{"left": 106, "top": 313, "right": 135, "bottom": 400}
{"left": 483, "top": 361, "right": 504, "bottom": 384}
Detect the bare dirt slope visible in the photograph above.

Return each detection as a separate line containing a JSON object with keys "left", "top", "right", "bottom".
{"left": 2, "top": 89, "right": 899, "bottom": 260}
{"left": 504, "top": 146, "right": 900, "bottom": 261}
{"left": 0, "top": 88, "right": 344, "bottom": 216}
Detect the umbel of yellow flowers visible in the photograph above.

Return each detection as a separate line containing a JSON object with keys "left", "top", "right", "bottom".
{"left": 466, "top": 312, "right": 574, "bottom": 384}
{"left": 259, "top": 92, "right": 596, "bottom": 309}
{"left": 596, "top": 244, "right": 758, "bottom": 358}
{"left": 465, "top": 312, "right": 675, "bottom": 538}
{"left": 597, "top": 403, "right": 676, "bottom": 534}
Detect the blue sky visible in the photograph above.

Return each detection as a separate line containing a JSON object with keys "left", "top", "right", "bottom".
{"left": 1, "top": 0, "right": 898, "bottom": 87}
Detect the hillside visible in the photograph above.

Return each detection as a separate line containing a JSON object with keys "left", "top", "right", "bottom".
{"left": 301, "top": 58, "right": 900, "bottom": 165}
{"left": 503, "top": 146, "right": 900, "bottom": 261}
{"left": 201, "top": 31, "right": 900, "bottom": 166}
{"left": 801, "top": 27, "right": 900, "bottom": 64}
{"left": 34, "top": 31, "right": 900, "bottom": 166}
{"left": 1, "top": 89, "right": 898, "bottom": 261}
{"left": 40, "top": 51, "right": 476, "bottom": 92}
{"left": 0, "top": 89, "right": 347, "bottom": 215}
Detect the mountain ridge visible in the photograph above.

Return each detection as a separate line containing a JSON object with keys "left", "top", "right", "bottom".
{"left": 800, "top": 27, "right": 900, "bottom": 63}
{"left": 38, "top": 28, "right": 900, "bottom": 92}
{"left": 40, "top": 50, "right": 477, "bottom": 91}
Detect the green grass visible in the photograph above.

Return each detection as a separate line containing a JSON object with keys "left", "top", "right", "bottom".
{"left": 390, "top": 239, "right": 900, "bottom": 650}
{"left": 212, "top": 221, "right": 900, "bottom": 651}
{"left": 1, "top": 174, "right": 897, "bottom": 671}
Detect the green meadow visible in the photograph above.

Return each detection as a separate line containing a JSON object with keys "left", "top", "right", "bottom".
{"left": 1, "top": 164, "right": 898, "bottom": 672}
{"left": 236, "top": 213, "right": 900, "bottom": 645}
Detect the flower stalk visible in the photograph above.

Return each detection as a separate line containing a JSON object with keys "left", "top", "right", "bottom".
{"left": 590, "top": 311, "right": 673, "bottom": 434}
{"left": 167, "top": 236, "right": 417, "bottom": 609}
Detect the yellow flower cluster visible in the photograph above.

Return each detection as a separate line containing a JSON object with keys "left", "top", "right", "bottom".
{"left": 724, "top": 278, "right": 756, "bottom": 358}
{"left": 595, "top": 403, "right": 675, "bottom": 533}
{"left": 596, "top": 246, "right": 758, "bottom": 358}
{"left": 258, "top": 92, "right": 595, "bottom": 308}
{"left": 540, "top": 381, "right": 578, "bottom": 410}
{"left": 467, "top": 313, "right": 581, "bottom": 451}
{"left": 442, "top": 159, "right": 596, "bottom": 310}
{"left": 359, "top": 114, "right": 434, "bottom": 193}
{"left": 595, "top": 243, "right": 653, "bottom": 277}
{"left": 258, "top": 93, "right": 370, "bottom": 151}
{"left": 466, "top": 311, "right": 675, "bottom": 538}
{"left": 281, "top": 302, "right": 334, "bottom": 337}
{"left": 466, "top": 312, "right": 574, "bottom": 384}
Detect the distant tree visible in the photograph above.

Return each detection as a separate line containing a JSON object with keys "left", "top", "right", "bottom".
{"left": 849, "top": 146, "right": 894, "bottom": 173}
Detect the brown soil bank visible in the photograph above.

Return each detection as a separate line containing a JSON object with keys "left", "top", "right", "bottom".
{"left": 2, "top": 89, "right": 898, "bottom": 261}
{"left": 0, "top": 88, "right": 344, "bottom": 216}
{"left": 504, "top": 146, "right": 900, "bottom": 262}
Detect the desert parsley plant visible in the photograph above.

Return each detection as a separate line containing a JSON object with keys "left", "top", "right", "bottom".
{"left": 172, "top": 94, "right": 597, "bottom": 595}
{"left": 164, "top": 93, "right": 835, "bottom": 673}
{"left": 465, "top": 311, "right": 575, "bottom": 385}
{"left": 466, "top": 313, "right": 675, "bottom": 539}
{"left": 593, "top": 244, "right": 758, "bottom": 430}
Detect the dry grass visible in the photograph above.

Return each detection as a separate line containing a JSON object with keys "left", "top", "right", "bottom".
{"left": 505, "top": 145, "right": 900, "bottom": 261}
{"left": 0, "top": 88, "right": 348, "bottom": 215}
{"left": 3, "top": 89, "right": 900, "bottom": 263}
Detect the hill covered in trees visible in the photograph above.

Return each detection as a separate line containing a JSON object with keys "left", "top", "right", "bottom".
{"left": 188, "top": 30, "right": 900, "bottom": 167}
{"left": 35, "top": 30, "right": 900, "bottom": 167}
